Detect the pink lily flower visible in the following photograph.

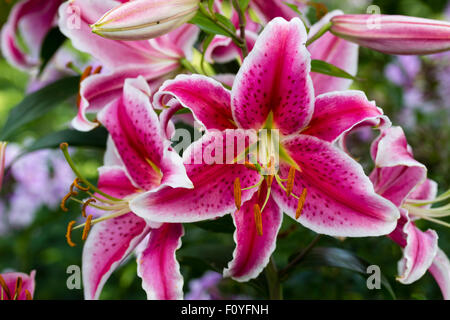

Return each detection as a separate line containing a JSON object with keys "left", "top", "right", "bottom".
{"left": 58, "top": 0, "right": 199, "bottom": 131}
{"left": 0, "top": 142, "right": 6, "bottom": 192}
{"left": 73, "top": 76, "right": 192, "bottom": 300}
{"left": 0, "top": 271, "right": 35, "bottom": 300}
{"left": 370, "top": 127, "right": 450, "bottom": 299}
{"left": 128, "top": 18, "right": 399, "bottom": 282}
{"left": 91, "top": 0, "right": 200, "bottom": 40}
{"left": 206, "top": 10, "right": 358, "bottom": 96}
{"left": 330, "top": 14, "right": 450, "bottom": 55}
{"left": 0, "top": 0, "right": 62, "bottom": 70}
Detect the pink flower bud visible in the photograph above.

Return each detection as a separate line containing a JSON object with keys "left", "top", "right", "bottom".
{"left": 331, "top": 14, "right": 450, "bottom": 55}
{"left": 91, "top": 0, "right": 200, "bottom": 40}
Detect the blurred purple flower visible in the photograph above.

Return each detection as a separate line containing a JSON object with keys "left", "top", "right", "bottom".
{"left": 385, "top": 55, "right": 421, "bottom": 87}
{"left": 186, "top": 271, "right": 222, "bottom": 300}
{"left": 0, "top": 144, "right": 74, "bottom": 233}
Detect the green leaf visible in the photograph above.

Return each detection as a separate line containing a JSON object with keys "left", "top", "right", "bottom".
{"left": 216, "top": 13, "right": 237, "bottom": 34}
{"left": 193, "top": 215, "right": 235, "bottom": 234}
{"left": 201, "top": 33, "right": 215, "bottom": 73}
{"left": 311, "top": 59, "right": 358, "bottom": 80}
{"left": 207, "top": 0, "right": 215, "bottom": 14}
{"left": 297, "top": 247, "right": 396, "bottom": 299}
{"left": 190, "top": 11, "right": 233, "bottom": 37}
{"left": 39, "top": 27, "right": 67, "bottom": 75}
{"left": 0, "top": 76, "right": 80, "bottom": 140}
{"left": 283, "top": 2, "right": 302, "bottom": 16}
{"left": 25, "top": 127, "right": 108, "bottom": 153}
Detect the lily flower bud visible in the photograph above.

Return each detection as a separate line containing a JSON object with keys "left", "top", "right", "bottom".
{"left": 91, "top": 0, "right": 200, "bottom": 40}
{"left": 330, "top": 14, "right": 450, "bottom": 55}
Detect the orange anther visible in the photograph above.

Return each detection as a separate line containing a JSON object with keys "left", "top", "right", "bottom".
{"left": 254, "top": 204, "right": 263, "bottom": 236}
{"left": 66, "top": 220, "right": 77, "bottom": 247}
{"left": 296, "top": 188, "right": 308, "bottom": 219}
{"left": 234, "top": 178, "right": 241, "bottom": 210}
{"left": 82, "top": 199, "right": 96, "bottom": 218}
{"left": 82, "top": 215, "right": 93, "bottom": 241}
{"left": 286, "top": 167, "right": 296, "bottom": 197}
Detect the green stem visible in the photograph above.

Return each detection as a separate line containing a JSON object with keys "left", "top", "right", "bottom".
{"left": 279, "top": 234, "right": 322, "bottom": 280}
{"left": 232, "top": 0, "right": 249, "bottom": 58}
{"left": 199, "top": 4, "right": 242, "bottom": 44}
{"left": 265, "top": 257, "right": 283, "bottom": 300}
{"left": 60, "top": 143, "right": 122, "bottom": 202}
{"left": 180, "top": 58, "right": 199, "bottom": 74}
{"left": 306, "top": 22, "right": 332, "bottom": 47}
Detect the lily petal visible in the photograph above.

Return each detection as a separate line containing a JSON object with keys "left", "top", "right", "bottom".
{"left": 59, "top": 0, "right": 157, "bottom": 69}
{"left": 1, "top": 0, "right": 61, "bottom": 70}
{"left": 154, "top": 74, "right": 236, "bottom": 130}
{"left": 390, "top": 211, "right": 438, "bottom": 284}
{"left": 231, "top": 17, "right": 314, "bottom": 135}
{"left": 224, "top": 188, "right": 283, "bottom": 282}
{"left": 429, "top": 249, "right": 450, "bottom": 300}
{"left": 370, "top": 127, "right": 427, "bottom": 207}
{"left": 272, "top": 135, "right": 399, "bottom": 237}
{"left": 74, "top": 67, "right": 171, "bottom": 132}
{"left": 205, "top": 31, "right": 258, "bottom": 64}
{"left": 82, "top": 166, "right": 150, "bottom": 300}
{"left": 308, "top": 10, "right": 359, "bottom": 95}
{"left": 59, "top": 0, "right": 187, "bottom": 70}
{"left": 130, "top": 130, "right": 260, "bottom": 223}
{"left": 302, "top": 91, "right": 388, "bottom": 143}
{"left": 82, "top": 212, "right": 150, "bottom": 300}
{"left": 137, "top": 223, "right": 184, "bottom": 300}
{"left": 408, "top": 179, "right": 438, "bottom": 205}
{"left": 98, "top": 77, "right": 191, "bottom": 190}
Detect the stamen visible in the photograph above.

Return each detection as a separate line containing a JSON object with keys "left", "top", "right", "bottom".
{"left": 244, "top": 162, "right": 257, "bottom": 171}
{"left": 25, "top": 289, "right": 32, "bottom": 300}
{"left": 254, "top": 204, "right": 263, "bottom": 236}
{"left": 74, "top": 178, "right": 90, "bottom": 192}
{"left": 80, "top": 66, "right": 93, "bottom": 82}
{"left": 82, "top": 199, "right": 96, "bottom": 218}
{"left": 241, "top": 177, "right": 264, "bottom": 191}
{"left": 0, "top": 274, "right": 11, "bottom": 300}
{"left": 234, "top": 178, "right": 241, "bottom": 210}
{"left": 73, "top": 207, "right": 130, "bottom": 231}
{"left": 82, "top": 215, "right": 93, "bottom": 241}
{"left": 296, "top": 188, "right": 308, "bottom": 219}
{"left": 13, "top": 277, "right": 22, "bottom": 300}
{"left": 286, "top": 167, "right": 296, "bottom": 197}
{"left": 92, "top": 66, "right": 103, "bottom": 75}
{"left": 77, "top": 66, "right": 94, "bottom": 107}
{"left": 61, "top": 191, "right": 78, "bottom": 212}
{"left": 60, "top": 143, "right": 122, "bottom": 202}
{"left": 66, "top": 220, "right": 77, "bottom": 247}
